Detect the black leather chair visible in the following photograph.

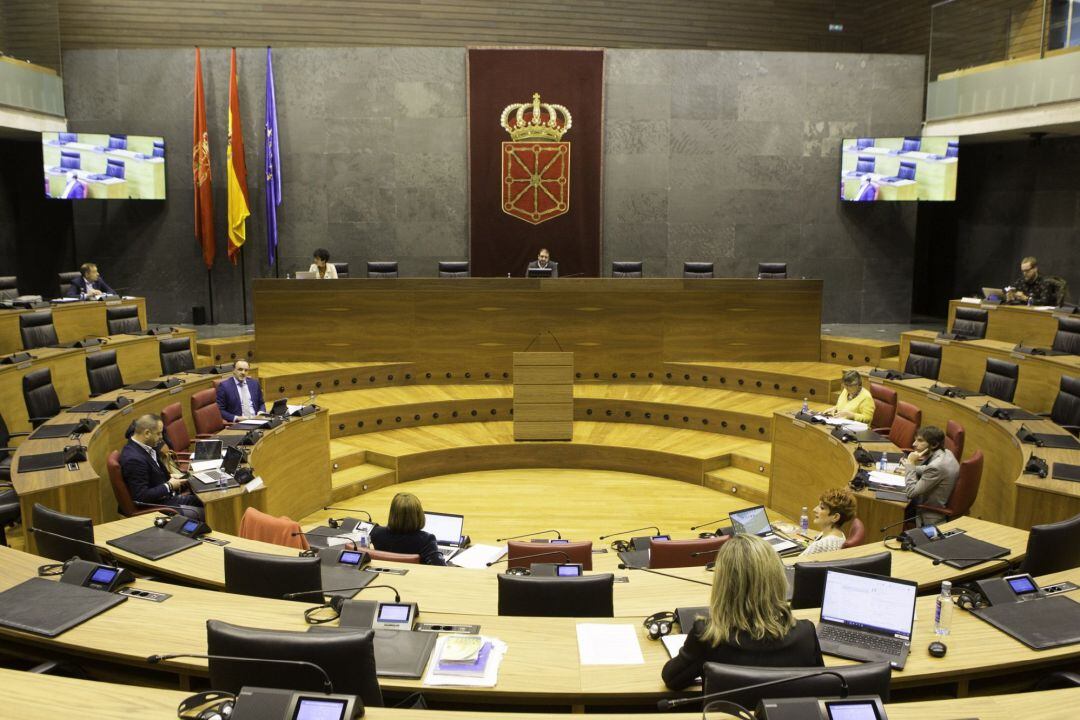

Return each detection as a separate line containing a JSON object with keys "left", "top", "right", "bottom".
{"left": 0, "top": 276, "right": 18, "bottom": 301}
{"left": 159, "top": 337, "right": 195, "bottom": 375}
{"left": 86, "top": 350, "right": 124, "bottom": 396}
{"left": 1049, "top": 375, "right": 1080, "bottom": 434}
{"left": 1017, "top": 513, "right": 1080, "bottom": 577}
{"left": 497, "top": 573, "right": 614, "bottom": 617}
{"left": 682, "top": 262, "right": 714, "bottom": 278}
{"left": 757, "top": 262, "right": 788, "bottom": 279}
{"left": 58, "top": 271, "right": 82, "bottom": 298}
{"left": 611, "top": 261, "right": 643, "bottom": 278}
{"left": 0, "top": 487, "right": 18, "bottom": 546}
{"left": 223, "top": 547, "right": 322, "bottom": 601}
{"left": 790, "top": 552, "right": 892, "bottom": 610}
{"left": 0, "top": 412, "right": 29, "bottom": 482}
{"left": 702, "top": 661, "right": 892, "bottom": 708}
{"left": 207, "top": 619, "right": 383, "bottom": 706}
{"left": 331, "top": 262, "right": 350, "bottom": 278}
{"left": 978, "top": 358, "right": 1019, "bottom": 403}
{"left": 904, "top": 341, "right": 943, "bottom": 380}
{"left": 952, "top": 306, "right": 988, "bottom": 339}
{"left": 438, "top": 261, "right": 470, "bottom": 278}
{"left": 23, "top": 368, "right": 62, "bottom": 428}
{"left": 367, "top": 261, "right": 398, "bottom": 278}
{"left": 106, "top": 305, "right": 143, "bottom": 334}
{"left": 1052, "top": 316, "right": 1080, "bottom": 355}
{"left": 30, "top": 503, "right": 104, "bottom": 564}
{"left": 19, "top": 311, "right": 59, "bottom": 350}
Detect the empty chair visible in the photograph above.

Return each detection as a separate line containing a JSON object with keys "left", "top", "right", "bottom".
{"left": 106, "top": 305, "right": 143, "bottom": 334}
{"left": 979, "top": 358, "right": 1019, "bottom": 403}
{"left": 159, "top": 337, "right": 195, "bottom": 375}
{"left": 86, "top": 350, "right": 124, "bottom": 396}
{"left": 853, "top": 155, "right": 875, "bottom": 175}
{"left": 108, "top": 134, "right": 127, "bottom": 150}
{"left": 107, "top": 449, "right": 176, "bottom": 517}
{"left": 161, "top": 402, "right": 192, "bottom": 456}
{"left": 57, "top": 150, "right": 80, "bottom": 171}
{"left": 438, "top": 261, "right": 470, "bottom": 278}
{"left": 945, "top": 419, "right": 966, "bottom": 459}
{"left": 946, "top": 141, "right": 959, "bottom": 158}
{"left": 1053, "top": 316, "right": 1080, "bottom": 355}
{"left": 191, "top": 388, "right": 226, "bottom": 436}
{"left": 649, "top": 537, "right": 727, "bottom": 569}
{"left": 207, "top": 619, "right": 383, "bottom": 707}
{"left": 22, "top": 368, "right": 62, "bottom": 428}
{"left": 869, "top": 383, "right": 897, "bottom": 432}
{"left": 1050, "top": 375, "right": 1080, "bottom": 434}
{"left": 58, "top": 132, "right": 77, "bottom": 144}
{"left": 19, "top": 311, "right": 59, "bottom": 349}
{"left": 757, "top": 262, "right": 788, "bottom": 279}
{"left": 703, "top": 661, "right": 891, "bottom": 709}
{"left": 612, "top": 261, "right": 643, "bottom": 278}
{"left": 916, "top": 450, "right": 983, "bottom": 523}
{"left": 841, "top": 518, "right": 866, "bottom": 549}
{"left": 331, "top": 262, "right": 349, "bottom": 278}
{"left": 367, "top": 261, "right": 398, "bottom": 278}
{"left": 365, "top": 548, "right": 421, "bottom": 564}
{"left": 682, "top": 262, "right": 714, "bottom": 278}
{"left": 887, "top": 400, "right": 921, "bottom": 451}
{"left": 855, "top": 137, "right": 874, "bottom": 150}
{"left": 884, "top": 161, "right": 916, "bottom": 183}
{"left": 152, "top": 140, "right": 165, "bottom": 158}
{"left": 30, "top": 503, "right": 104, "bottom": 564}
{"left": 790, "top": 552, "right": 891, "bottom": 610}
{"left": 0, "top": 412, "right": 29, "bottom": 482}
{"left": 507, "top": 540, "right": 593, "bottom": 570}
{"left": 104, "top": 158, "right": 125, "bottom": 179}
{"left": 904, "top": 341, "right": 942, "bottom": 380}
{"left": 223, "top": 546, "right": 322, "bottom": 601}
{"left": 57, "top": 271, "right": 82, "bottom": 298}
{"left": 0, "top": 276, "right": 17, "bottom": 301}
{"left": 497, "top": 574, "right": 614, "bottom": 617}
{"left": 952, "top": 306, "right": 988, "bottom": 339}
{"left": 901, "top": 136, "right": 921, "bottom": 152}
{"left": 0, "top": 486, "right": 17, "bottom": 546}
{"left": 1018, "top": 513, "right": 1080, "bottom": 577}
{"left": 238, "top": 507, "right": 308, "bottom": 550}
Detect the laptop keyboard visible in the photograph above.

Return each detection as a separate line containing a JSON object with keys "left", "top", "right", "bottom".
{"left": 819, "top": 624, "right": 905, "bottom": 655}
{"left": 200, "top": 469, "right": 229, "bottom": 483}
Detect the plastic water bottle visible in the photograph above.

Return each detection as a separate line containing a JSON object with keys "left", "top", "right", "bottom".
{"left": 286, "top": 272, "right": 291, "bottom": 280}
{"left": 1027, "top": 295, "right": 1033, "bottom": 307}
{"left": 799, "top": 507, "right": 809, "bottom": 533}
{"left": 878, "top": 454, "right": 887, "bottom": 472}
{"left": 934, "top": 581, "right": 953, "bottom": 636}
{"left": 354, "top": 525, "right": 369, "bottom": 549}
{"left": 801, "top": 398, "right": 809, "bottom": 414}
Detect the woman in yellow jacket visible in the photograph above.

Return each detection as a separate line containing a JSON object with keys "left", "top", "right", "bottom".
{"left": 824, "top": 370, "right": 875, "bottom": 423}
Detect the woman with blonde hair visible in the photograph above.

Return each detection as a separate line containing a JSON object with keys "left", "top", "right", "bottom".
{"left": 661, "top": 534, "right": 822, "bottom": 690}
{"left": 799, "top": 488, "right": 857, "bottom": 557}
{"left": 369, "top": 492, "right": 447, "bottom": 566}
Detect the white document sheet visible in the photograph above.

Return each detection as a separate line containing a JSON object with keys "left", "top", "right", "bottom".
{"left": 576, "top": 623, "right": 644, "bottom": 666}
{"left": 449, "top": 544, "right": 506, "bottom": 569}
{"left": 660, "top": 633, "right": 687, "bottom": 658}
{"left": 868, "top": 470, "right": 905, "bottom": 488}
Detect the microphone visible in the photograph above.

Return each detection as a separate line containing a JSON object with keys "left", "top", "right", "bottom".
{"left": 495, "top": 529, "right": 562, "bottom": 542}
{"left": 931, "top": 556, "right": 1013, "bottom": 571}
{"left": 598, "top": 526, "right": 661, "bottom": 541}
{"left": 487, "top": 550, "right": 570, "bottom": 568}
{"left": 879, "top": 516, "right": 917, "bottom": 534}
{"left": 690, "top": 548, "right": 721, "bottom": 558}
{"left": 656, "top": 669, "right": 850, "bottom": 710}
{"left": 290, "top": 531, "right": 359, "bottom": 548}
{"left": 322, "top": 507, "right": 374, "bottom": 523}
{"left": 28, "top": 526, "right": 118, "bottom": 566}
{"left": 689, "top": 519, "right": 726, "bottom": 531}
{"left": 282, "top": 584, "right": 401, "bottom": 603}
{"left": 147, "top": 653, "right": 333, "bottom": 694}
{"left": 617, "top": 564, "right": 713, "bottom": 587}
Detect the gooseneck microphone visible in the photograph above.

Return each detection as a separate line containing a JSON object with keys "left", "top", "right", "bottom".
{"left": 487, "top": 550, "right": 571, "bottom": 568}
{"left": 283, "top": 584, "right": 402, "bottom": 603}
{"left": 28, "top": 526, "right": 119, "bottom": 567}
{"left": 322, "top": 507, "right": 374, "bottom": 523}
{"left": 495, "top": 529, "right": 562, "bottom": 542}
{"left": 599, "top": 526, "right": 661, "bottom": 541}
{"left": 689, "top": 519, "right": 726, "bottom": 531}
{"left": 618, "top": 564, "right": 713, "bottom": 587}
{"left": 290, "top": 531, "right": 360, "bottom": 547}
{"left": 147, "top": 653, "right": 333, "bottom": 694}
{"left": 690, "top": 548, "right": 721, "bottom": 558}
{"left": 879, "top": 516, "right": 917, "bottom": 534}
{"left": 656, "top": 669, "right": 850, "bottom": 710}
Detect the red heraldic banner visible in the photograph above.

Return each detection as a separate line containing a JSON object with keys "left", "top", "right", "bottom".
{"left": 468, "top": 48, "right": 604, "bottom": 277}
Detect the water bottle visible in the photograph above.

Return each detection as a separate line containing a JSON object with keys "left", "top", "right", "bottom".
{"left": 934, "top": 581, "right": 953, "bottom": 636}
{"left": 217, "top": 471, "right": 227, "bottom": 491}
{"left": 878, "top": 454, "right": 887, "bottom": 472}
{"left": 354, "top": 525, "right": 369, "bottom": 549}
{"left": 799, "top": 506, "right": 809, "bottom": 533}
{"left": 308, "top": 389, "right": 317, "bottom": 406}
{"left": 286, "top": 272, "right": 292, "bottom": 280}
{"left": 801, "top": 398, "right": 809, "bottom": 414}
{"left": 1027, "top": 295, "right": 1033, "bottom": 306}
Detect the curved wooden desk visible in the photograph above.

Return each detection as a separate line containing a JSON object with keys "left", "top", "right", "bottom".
{"left": 0, "top": 297, "right": 147, "bottom": 356}
{"left": 948, "top": 298, "right": 1071, "bottom": 348}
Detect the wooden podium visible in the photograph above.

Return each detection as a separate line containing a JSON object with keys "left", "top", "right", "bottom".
{"left": 513, "top": 352, "right": 573, "bottom": 441}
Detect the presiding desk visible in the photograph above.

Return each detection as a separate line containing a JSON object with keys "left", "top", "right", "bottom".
{"left": 948, "top": 298, "right": 1073, "bottom": 348}
{"left": 0, "top": 297, "right": 147, "bottom": 356}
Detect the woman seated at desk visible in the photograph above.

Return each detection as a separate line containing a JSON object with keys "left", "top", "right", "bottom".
{"left": 661, "top": 534, "right": 823, "bottom": 690}
{"left": 822, "top": 370, "right": 874, "bottom": 423}
{"left": 369, "top": 492, "right": 447, "bottom": 566}
{"left": 309, "top": 248, "right": 338, "bottom": 279}
{"left": 799, "top": 488, "right": 856, "bottom": 556}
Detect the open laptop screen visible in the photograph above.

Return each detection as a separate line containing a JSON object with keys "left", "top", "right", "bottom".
{"left": 422, "top": 511, "right": 464, "bottom": 545}
{"left": 222, "top": 445, "right": 244, "bottom": 475}
{"left": 728, "top": 505, "right": 772, "bottom": 537}
{"left": 820, "top": 569, "right": 917, "bottom": 639}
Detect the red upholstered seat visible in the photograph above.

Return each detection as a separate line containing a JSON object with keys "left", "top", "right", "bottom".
{"left": 648, "top": 536, "right": 728, "bottom": 569}
{"left": 945, "top": 419, "right": 965, "bottom": 460}
{"left": 841, "top": 518, "right": 866, "bottom": 549}
{"left": 365, "top": 547, "right": 420, "bottom": 564}
{"left": 870, "top": 383, "right": 897, "bottom": 433}
{"left": 106, "top": 449, "right": 176, "bottom": 517}
{"left": 888, "top": 401, "right": 921, "bottom": 451}
{"left": 238, "top": 507, "right": 309, "bottom": 550}
{"left": 507, "top": 540, "right": 593, "bottom": 571}
{"left": 191, "top": 388, "right": 226, "bottom": 437}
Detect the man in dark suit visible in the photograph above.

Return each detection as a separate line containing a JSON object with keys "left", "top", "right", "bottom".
{"left": 67, "top": 262, "right": 116, "bottom": 298}
{"left": 525, "top": 248, "right": 559, "bottom": 277}
{"left": 120, "top": 414, "right": 203, "bottom": 519}
{"left": 216, "top": 359, "right": 265, "bottom": 422}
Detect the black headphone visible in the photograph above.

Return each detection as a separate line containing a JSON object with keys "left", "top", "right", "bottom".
{"left": 610, "top": 539, "right": 632, "bottom": 553}
{"left": 951, "top": 584, "right": 987, "bottom": 612}
{"left": 643, "top": 611, "right": 676, "bottom": 640}
{"left": 177, "top": 690, "right": 235, "bottom": 720}
{"left": 303, "top": 595, "right": 348, "bottom": 625}
{"left": 505, "top": 565, "right": 531, "bottom": 576}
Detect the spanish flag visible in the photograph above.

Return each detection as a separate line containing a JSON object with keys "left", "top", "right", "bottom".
{"left": 226, "top": 48, "right": 250, "bottom": 265}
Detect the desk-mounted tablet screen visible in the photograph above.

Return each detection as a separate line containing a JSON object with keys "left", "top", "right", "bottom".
{"left": 840, "top": 136, "right": 958, "bottom": 202}
{"left": 291, "top": 697, "right": 349, "bottom": 720}
{"left": 43, "top": 132, "right": 166, "bottom": 200}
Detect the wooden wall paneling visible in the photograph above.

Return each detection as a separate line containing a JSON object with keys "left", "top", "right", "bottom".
{"left": 248, "top": 408, "right": 332, "bottom": 522}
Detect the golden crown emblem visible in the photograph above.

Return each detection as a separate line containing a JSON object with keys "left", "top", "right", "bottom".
{"left": 500, "top": 93, "right": 573, "bottom": 142}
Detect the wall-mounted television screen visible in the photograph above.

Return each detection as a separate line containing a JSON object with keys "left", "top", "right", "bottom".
{"left": 42, "top": 132, "right": 166, "bottom": 200}
{"left": 840, "top": 136, "right": 958, "bottom": 202}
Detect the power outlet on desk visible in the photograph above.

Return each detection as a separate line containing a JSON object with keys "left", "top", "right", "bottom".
{"left": 118, "top": 587, "right": 171, "bottom": 603}
{"left": 65, "top": 462, "right": 80, "bottom": 471}
{"left": 415, "top": 622, "right": 480, "bottom": 634}
{"left": 613, "top": 576, "right": 629, "bottom": 583}
{"left": 367, "top": 566, "right": 409, "bottom": 575}
{"left": 592, "top": 548, "right": 608, "bottom": 554}
{"left": 199, "top": 536, "right": 229, "bottom": 546}
{"left": 1043, "top": 581, "right": 1079, "bottom": 596}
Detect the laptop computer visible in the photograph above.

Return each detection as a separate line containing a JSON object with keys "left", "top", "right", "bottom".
{"left": 728, "top": 505, "right": 799, "bottom": 553}
{"left": 422, "top": 511, "right": 469, "bottom": 562}
{"left": 817, "top": 567, "right": 918, "bottom": 669}
{"left": 192, "top": 439, "right": 223, "bottom": 462}
{"left": 294, "top": 270, "right": 316, "bottom": 279}
{"left": 981, "top": 287, "right": 1005, "bottom": 302}
{"left": 191, "top": 445, "right": 244, "bottom": 489}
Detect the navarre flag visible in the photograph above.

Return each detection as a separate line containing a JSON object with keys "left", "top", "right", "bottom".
{"left": 264, "top": 47, "right": 282, "bottom": 267}
{"left": 193, "top": 47, "right": 215, "bottom": 270}
{"left": 227, "top": 47, "right": 250, "bottom": 265}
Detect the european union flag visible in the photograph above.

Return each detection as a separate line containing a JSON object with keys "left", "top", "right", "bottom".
{"left": 264, "top": 47, "right": 282, "bottom": 266}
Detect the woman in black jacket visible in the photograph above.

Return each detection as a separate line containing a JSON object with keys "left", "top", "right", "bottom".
{"left": 369, "top": 492, "right": 447, "bottom": 566}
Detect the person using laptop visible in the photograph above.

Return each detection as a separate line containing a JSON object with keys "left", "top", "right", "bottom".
{"left": 369, "top": 492, "right": 447, "bottom": 566}
{"left": 525, "top": 248, "right": 558, "bottom": 277}
{"left": 661, "top": 534, "right": 822, "bottom": 690}
{"left": 821, "top": 370, "right": 874, "bottom": 423}
{"left": 1006, "top": 256, "right": 1056, "bottom": 306}
{"left": 215, "top": 360, "right": 265, "bottom": 422}
{"left": 308, "top": 247, "right": 338, "bottom": 279}
{"left": 119, "top": 414, "right": 204, "bottom": 520}
{"left": 798, "top": 488, "right": 856, "bottom": 557}
{"left": 902, "top": 426, "right": 959, "bottom": 527}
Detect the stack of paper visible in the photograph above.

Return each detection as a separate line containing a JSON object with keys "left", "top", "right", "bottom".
{"left": 868, "top": 470, "right": 904, "bottom": 488}
{"left": 423, "top": 635, "right": 507, "bottom": 687}
{"left": 449, "top": 544, "right": 506, "bottom": 569}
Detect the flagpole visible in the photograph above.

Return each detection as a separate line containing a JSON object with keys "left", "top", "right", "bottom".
{"left": 239, "top": 246, "right": 248, "bottom": 325}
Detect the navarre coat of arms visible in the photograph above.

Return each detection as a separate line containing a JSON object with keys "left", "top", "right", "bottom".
{"left": 500, "top": 93, "right": 572, "bottom": 225}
